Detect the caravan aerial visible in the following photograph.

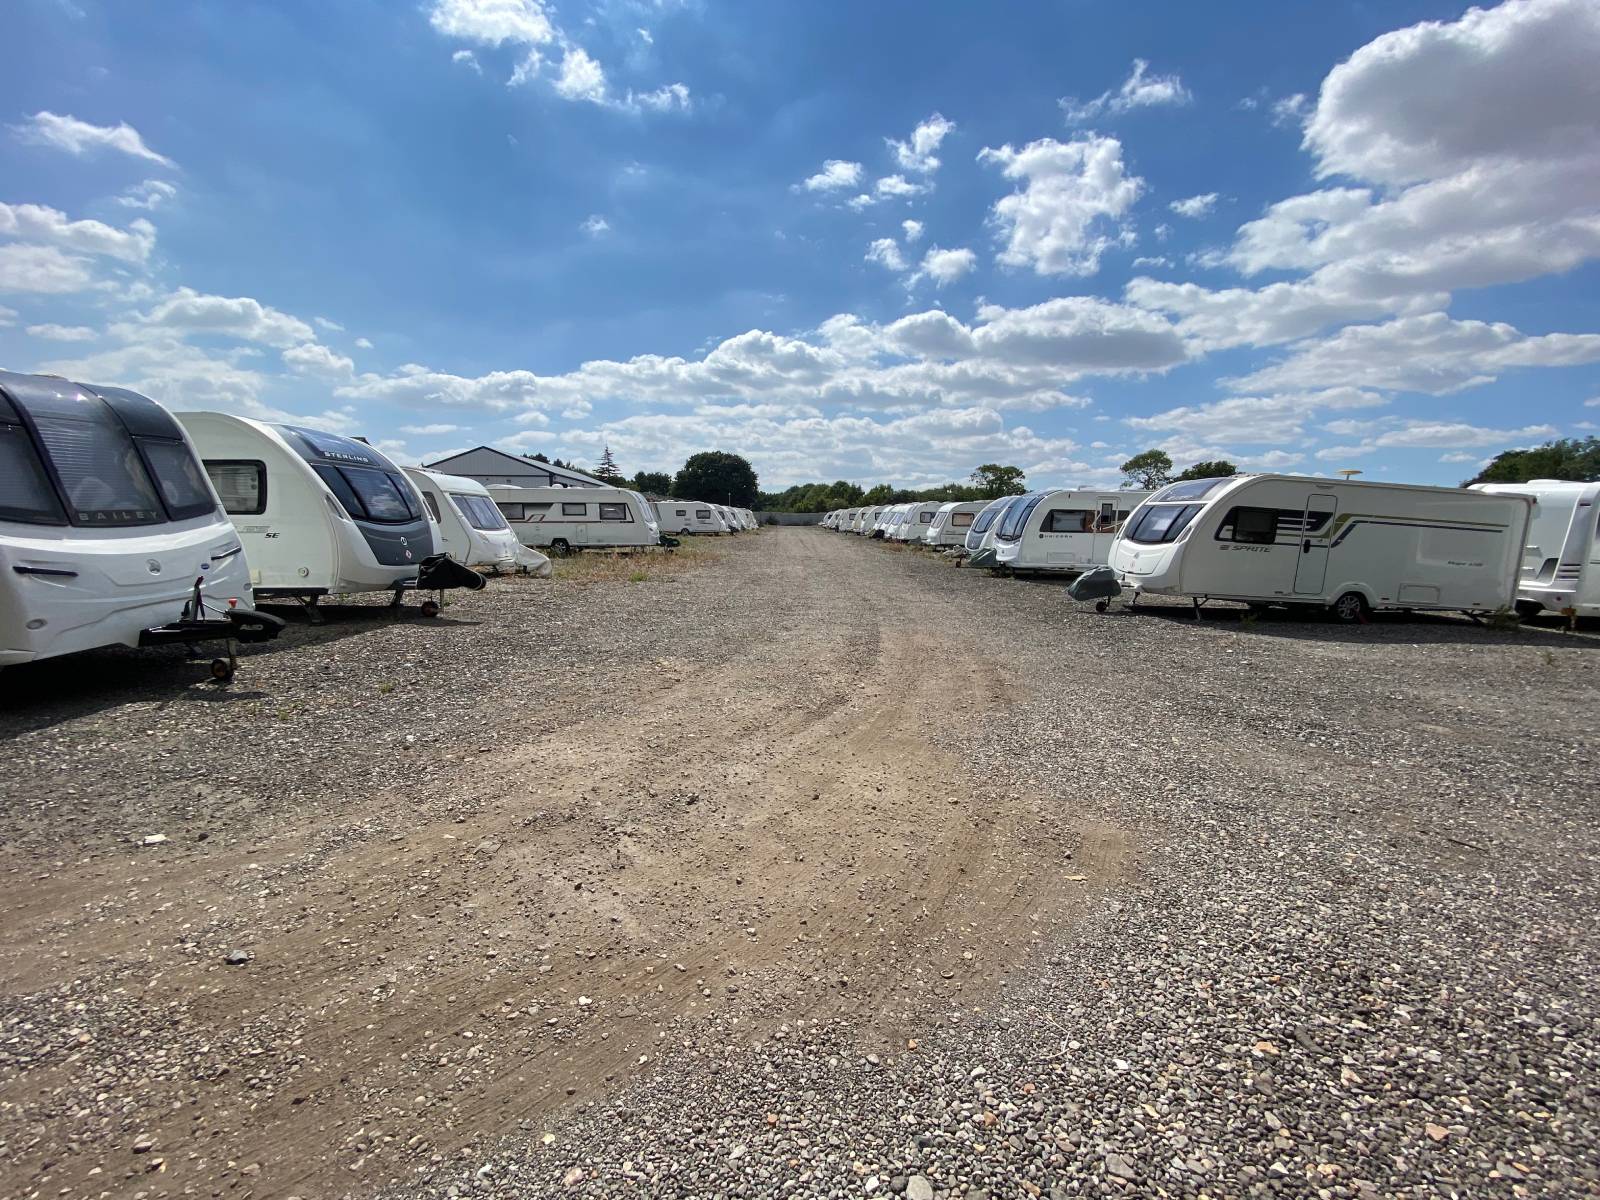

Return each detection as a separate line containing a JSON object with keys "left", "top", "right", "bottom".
{"left": 1, "top": 370, "right": 281, "bottom": 679}
{"left": 1470, "top": 480, "right": 1600, "bottom": 618}
{"left": 923, "top": 501, "right": 987, "bottom": 548}
{"left": 178, "top": 413, "right": 481, "bottom": 618}
{"left": 991, "top": 488, "right": 1151, "bottom": 574}
{"left": 488, "top": 484, "right": 662, "bottom": 555}
{"left": 1109, "top": 474, "right": 1531, "bottom": 622}
{"left": 403, "top": 468, "right": 549, "bottom": 576}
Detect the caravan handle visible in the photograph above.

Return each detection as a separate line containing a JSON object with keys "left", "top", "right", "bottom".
{"left": 1301, "top": 538, "right": 1312, "bottom": 553}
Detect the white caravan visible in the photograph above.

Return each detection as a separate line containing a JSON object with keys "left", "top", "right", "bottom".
{"left": 890, "top": 502, "right": 943, "bottom": 542}
{"left": 488, "top": 484, "right": 662, "bottom": 555}
{"left": 740, "top": 507, "right": 758, "bottom": 529}
{"left": 992, "top": 488, "right": 1152, "bottom": 573}
{"left": 964, "top": 495, "right": 1029, "bottom": 565}
{"left": 655, "top": 500, "right": 729, "bottom": 535}
{"left": 1471, "top": 480, "right": 1600, "bottom": 617}
{"left": 1110, "top": 474, "right": 1531, "bottom": 622}
{"left": 837, "top": 508, "right": 858, "bottom": 531}
{"left": 854, "top": 506, "right": 884, "bottom": 534}
{"left": 403, "top": 468, "right": 548, "bottom": 576}
{"left": 923, "top": 501, "right": 986, "bottom": 547}
{"left": 179, "top": 413, "right": 473, "bottom": 616}
{"left": 1, "top": 371, "right": 282, "bottom": 677}
{"left": 873, "top": 503, "right": 911, "bottom": 539}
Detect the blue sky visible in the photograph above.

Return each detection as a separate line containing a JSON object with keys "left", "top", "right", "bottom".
{"left": 2, "top": 0, "right": 1597, "bottom": 489}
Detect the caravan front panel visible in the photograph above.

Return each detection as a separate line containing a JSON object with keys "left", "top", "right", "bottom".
{"left": 0, "top": 371, "right": 252, "bottom": 665}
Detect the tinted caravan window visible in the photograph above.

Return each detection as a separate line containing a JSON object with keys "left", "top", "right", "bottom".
{"left": 0, "top": 421, "right": 67, "bottom": 525}
{"left": 206, "top": 460, "right": 267, "bottom": 515}
{"left": 997, "top": 493, "right": 1046, "bottom": 541}
{"left": 454, "top": 494, "right": 509, "bottom": 531}
{"left": 1219, "top": 506, "right": 1279, "bottom": 544}
{"left": 32, "top": 407, "right": 164, "bottom": 526}
{"left": 139, "top": 438, "right": 219, "bottom": 520}
{"left": 1123, "top": 503, "right": 1203, "bottom": 545}
{"left": 599, "top": 502, "right": 630, "bottom": 521}
{"left": 1042, "top": 509, "right": 1092, "bottom": 533}
{"left": 341, "top": 468, "right": 416, "bottom": 523}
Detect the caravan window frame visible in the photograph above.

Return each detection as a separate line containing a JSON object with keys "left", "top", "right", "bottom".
{"left": 31, "top": 410, "right": 166, "bottom": 527}
{"left": 1123, "top": 502, "right": 1204, "bottom": 545}
{"left": 561, "top": 501, "right": 587, "bottom": 516}
{"left": 951, "top": 511, "right": 975, "bottom": 528}
{"left": 419, "top": 488, "right": 443, "bottom": 523}
{"left": 204, "top": 458, "right": 269, "bottom": 516}
{"left": 1217, "top": 505, "right": 1279, "bottom": 545}
{"left": 1042, "top": 508, "right": 1094, "bottom": 533}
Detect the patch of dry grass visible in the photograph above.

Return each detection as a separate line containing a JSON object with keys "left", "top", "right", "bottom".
{"left": 547, "top": 533, "right": 735, "bottom": 585}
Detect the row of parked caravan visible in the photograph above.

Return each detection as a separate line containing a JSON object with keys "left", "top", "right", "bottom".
{"left": 0, "top": 370, "right": 753, "bottom": 680}
{"left": 825, "top": 474, "right": 1599, "bottom": 623}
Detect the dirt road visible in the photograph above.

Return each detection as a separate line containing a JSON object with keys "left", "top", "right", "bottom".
{"left": 5, "top": 527, "right": 1597, "bottom": 1200}
{"left": 1, "top": 529, "right": 1128, "bottom": 1198}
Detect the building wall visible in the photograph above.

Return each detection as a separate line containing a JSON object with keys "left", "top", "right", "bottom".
{"left": 425, "top": 447, "right": 603, "bottom": 488}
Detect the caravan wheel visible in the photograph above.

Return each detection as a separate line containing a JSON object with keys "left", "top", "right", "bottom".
{"left": 209, "top": 657, "right": 235, "bottom": 682}
{"left": 420, "top": 599, "right": 441, "bottom": 619}
{"left": 549, "top": 539, "right": 572, "bottom": 557}
{"left": 1330, "top": 591, "right": 1370, "bottom": 624}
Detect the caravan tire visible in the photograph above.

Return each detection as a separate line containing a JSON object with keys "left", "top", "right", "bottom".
{"left": 209, "top": 658, "right": 235, "bottom": 683}
{"left": 1330, "top": 591, "right": 1370, "bottom": 624}
{"left": 420, "top": 599, "right": 441, "bottom": 619}
{"left": 549, "top": 539, "right": 572, "bottom": 557}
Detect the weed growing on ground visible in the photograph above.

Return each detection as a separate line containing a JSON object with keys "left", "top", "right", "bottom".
{"left": 544, "top": 536, "right": 731, "bottom": 585}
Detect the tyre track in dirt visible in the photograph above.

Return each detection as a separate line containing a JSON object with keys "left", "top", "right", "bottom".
{"left": 1, "top": 530, "right": 1131, "bottom": 1199}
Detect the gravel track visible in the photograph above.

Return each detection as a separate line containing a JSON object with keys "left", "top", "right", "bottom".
{"left": 2, "top": 528, "right": 1596, "bottom": 1199}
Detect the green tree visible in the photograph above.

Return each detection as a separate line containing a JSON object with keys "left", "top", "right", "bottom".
{"left": 593, "top": 446, "right": 626, "bottom": 486}
{"left": 969, "top": 463, "right": 1027, "bottom": 499}
{"left": 632, "top": 470, "right": 673, "bottom": 495}
{"left": 672, "top": 451, "right": 760, "bottom": 506}
{"left": 1173, "top": 459, "right": 1237, "bottom": 483}
{"left": 526, "top": 452, "right": 550, "bottom": 463}
{"left": 1468, "top": 436, "right": 1600, "bottom": 485}
{"left": 861, "top": 483, "right": 895, "bottom": 505}
{"left": 1120, "top": 449, "right": 1173, "bottom": 490}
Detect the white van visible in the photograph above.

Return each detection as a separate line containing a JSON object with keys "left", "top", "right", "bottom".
{"left": 992, "top": 488, "right": 1151, "bottom": 573}
{"left": 1471, "top": 480, "right": 1600, "bottom": 617}
{"left": 655, "top": 500, "right": 730, "bottom": 535}
{"left": 923, "top": 501, "right": 987, "bottom": 547}
{"left": 488, "top": 484, "right": 662, "bottom": 555}
{"left": 1110, "top": 473, "right": 1531, "bottom": 622}
{"left": 403, "top": 467, "right": 547, "bottom": 575}
{"left": 180, "top": 412, "right": 467, "bottom": 615}
{"left": 1, "top": 371, "right": 281, "bottom": 677}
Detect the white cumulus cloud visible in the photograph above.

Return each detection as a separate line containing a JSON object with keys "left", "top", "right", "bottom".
{"left": 10, "top": 111, "right": 175, "bottom": 167}
{"left": 1060, "top": 59, "right": 1192, "bottom": 124}
{"left": 979, "top": 136, "right": 1143, "bottom": 277}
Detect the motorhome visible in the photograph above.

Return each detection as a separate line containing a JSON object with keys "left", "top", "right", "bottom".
{"left": 488, "top": 484, "right": 662, "bottom": 555}
{"left": 923, "top": 501, "right": 987, "bottom": 548}
{"left": 655, "top": 500, "right": 730, "bottom": 535}
{"left": 992, "top": 488, "right": 1151, "bottom": 574}
{"left": 964, "top": 495, "right": 1029, "bottom": 566}
{"left": 889, "top": 502, "right": 943, "bottom": 542}
{"left": 1, "top": 371, "right": 281, "bottom": 678}
{"left": 1109, "top": 474, "right": 1531, "bottom": 622}
{"left": 403, "top": 467, "right": 547, "bottom": 575}
{"left": 1470, "top": 480, "right": 1600, "bottom": 618}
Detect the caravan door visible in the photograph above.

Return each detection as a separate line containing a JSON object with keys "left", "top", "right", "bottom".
{"left": 1293, "top": 493, "right": 1338, "bottom": 595}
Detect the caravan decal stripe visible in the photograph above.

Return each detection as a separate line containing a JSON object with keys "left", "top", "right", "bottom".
{"left": 1327, "top": 516, "right": 1509, "bottom": 550}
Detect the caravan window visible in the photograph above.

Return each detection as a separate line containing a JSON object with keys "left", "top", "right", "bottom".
{"left": 1123, "top": 503, "right": 1203, "bottom": 545}
{"left": 496, "top": 502, "right": 526, "bottom": 522}
{"left": 562, "top": 501, "right": 587, "bottom": 516}
{"left": 419, "top": 488, "right": 443, "bottom": 523}
{"left": 997, "top": 493, "right": 1046, "bottom": 541}
{"left": 1042, "top": 509, "right": 1093, "bottom": 533}
{"left": 599, "top": 502, "right": 631, "bottom": 521}
{"left": 341, "top": 468, "right": 418, "bottom": 523}
{"left": 695, "top": 508, "right": 710, "bottom": 519}
{"left": 32, "top": 410, "right": 164, "bottom": 526}
{"left": 1151, "top": 477, "right": 1232, "bottom": 502}
{"left": 205, "top": 460, "right": 267, "bottom": 515}
{"left": 1217, "top": 506, "right": 1279, "bottom": 544}
{"left": 138, "top": 439, "right": 219, "bottom": 520}
{"left": 0, "top": 421, "right": 67, "bottom": 525}
{"left": 920, "top": 511, "right": 934, "bottom": 523}
{"left": 951, "top": 511, "right": 974, "bottom": 528}
{"left": 453, "top": 494, "right": 510, "bottom": 531}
